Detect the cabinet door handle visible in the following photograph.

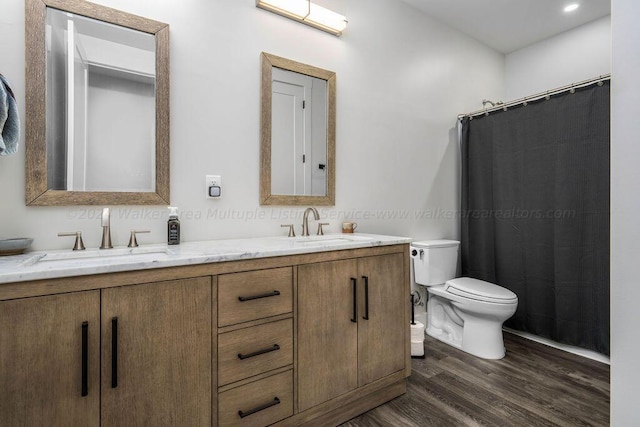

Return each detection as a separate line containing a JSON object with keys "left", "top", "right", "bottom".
{"left": 351, "top": 277, "right": 358, "bottom": 323}
{"left": 238, "top": 344, "right": 280, "bottom": 360}
{"left": 111, "top": 317, "right": 118, "bottom": 389}
{"left": 238, "top": 290, "right": 280, "bottom": 302}
{"left": 81, "top": 321, "right": 88, "bottom": 397}
{"left": 362, "top": 275, "right": 370, "bottom": 320}
{"left": 238, "top": 397, "right": 281, "bottom": 419}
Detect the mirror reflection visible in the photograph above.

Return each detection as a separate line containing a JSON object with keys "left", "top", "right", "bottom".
{"left": 271, "top": 67, "right": 327, "bottom": 197}
{"left": 260, "top": 52, "right": 335, "bottom": 206}
{"left": 46, "top": 8, "right": 156, "bottom": 192}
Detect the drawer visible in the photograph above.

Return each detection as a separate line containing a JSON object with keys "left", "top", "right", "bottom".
{"left": 219, "top": 319, "right": 293, "bottom": 386}
{"left": 218, "top": 267, "right": 293, "bottom": 326}
{"left": 218, "top": 370, "right": 293, "bottom": 427}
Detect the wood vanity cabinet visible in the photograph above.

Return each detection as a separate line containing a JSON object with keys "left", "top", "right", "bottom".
{"left": 0, "top": 243, "right": 409, "bottom": 427}
{"left": 215, "top": 249, "right": 408, "bottom": 426}
{"left": 0, "top": 291, "right": 101, "bottom": 426}
{"left": 297, "top": 253, "right": 406, "bottom": 412}
{"left": 101, "top": 277, "right": 212, "bottom": 426}
{"left": 0, "top": 277, "right": 211, "bottom": 426}
{"left": 217, "top": 267, "right": 295, "bottom": 426}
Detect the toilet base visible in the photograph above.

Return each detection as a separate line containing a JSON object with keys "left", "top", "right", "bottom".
{"left": 426, "top": 322, "right": 506, "bottom": 359}
{"left": 426, "top": 293, "right": 463, "bottom": 350}
{"left": 426, "top": 292, "right": 511, "bottom": 360}
{"left": 460, "top": 317, "right": 507, "bottom": 359}
{"left": 426, "top": 326, "right": 462, "bottom": 351}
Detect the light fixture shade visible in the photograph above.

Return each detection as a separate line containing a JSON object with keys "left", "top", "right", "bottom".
{"left": 256, "top": 0, "right": 347, "bottom": 36}
{"left": 563, "top": 3, "right": 580, "bottom": 12}
{"left": 257, "top": 0, "right": 309, "bottom": 19}
{"left": 306, "top": 3, "right": 347, "bottom": 34}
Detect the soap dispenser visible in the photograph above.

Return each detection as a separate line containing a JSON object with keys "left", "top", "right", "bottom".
{"left": 167, "top": 206, "right": 180, "bottom": 245}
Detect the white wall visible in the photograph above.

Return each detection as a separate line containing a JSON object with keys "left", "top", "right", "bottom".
{"left": 610, "top": 0, "right": 640, "bottom": 424}
{"left": 0, "top": 0, "right": 504, "bottom": 251}
{"left": 505, "top": 16, "right": 611, "bottom": 100}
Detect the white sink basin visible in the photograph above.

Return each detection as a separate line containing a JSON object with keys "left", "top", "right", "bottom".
{"left": 21, "top": 246, "right": 173, "bottom": 266}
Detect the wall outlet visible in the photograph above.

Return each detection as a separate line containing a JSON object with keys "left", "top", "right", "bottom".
{"left": 206, "top": 175, "right": 221, "bottom": 199}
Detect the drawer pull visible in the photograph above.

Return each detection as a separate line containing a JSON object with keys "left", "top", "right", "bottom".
{"left": 238, "top": 290, "right": 280, "bottom": 302}
{"left": 238, "top": 397, "right": 281, "bottom": 419}
{"left": 238, "top": 344, "right": 280, "bottom": 360}
{"left": 81, "top": 321, "right": 88, "bottom": 397}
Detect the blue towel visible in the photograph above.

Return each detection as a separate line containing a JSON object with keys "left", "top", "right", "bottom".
{"left": 0, "top": 73, "right": 20, "bottom": 156}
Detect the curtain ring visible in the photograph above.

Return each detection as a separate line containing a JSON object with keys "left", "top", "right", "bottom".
{"left": 522, "top": 98, "right": 528, "bottom": 106}
{"left": 570, "top": 85, "right": 575, "bottom": 94}
{"left": 597, "top": 80, "right": 604, "bottom": 86}
{"left": 545, "top": 91, "right": 550, "bottom": 100}
{"left": 502, "top": 105, "right": 508, "bottom": 111}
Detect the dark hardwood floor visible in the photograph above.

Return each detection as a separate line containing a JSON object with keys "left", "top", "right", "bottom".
{"left": 341, "top": 331, "right": 610, "bottom": 427}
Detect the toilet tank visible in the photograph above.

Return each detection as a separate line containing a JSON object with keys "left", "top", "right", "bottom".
{"left": 411, "top": 240, "right": 460, "bottom": 287}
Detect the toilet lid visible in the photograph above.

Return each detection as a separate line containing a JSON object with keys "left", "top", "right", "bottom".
{"left": 412, "top": 240, "right": 460, "bottom": 248}
{"left": 445, "top": 278, "right": 518, "bottom": 304}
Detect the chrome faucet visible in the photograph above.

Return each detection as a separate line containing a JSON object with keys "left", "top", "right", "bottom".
{"left": 301, "top": 207, "right": 320, "bottom": 236}
{"left": 100, "top": 208, "right": 113, "bottom": 249}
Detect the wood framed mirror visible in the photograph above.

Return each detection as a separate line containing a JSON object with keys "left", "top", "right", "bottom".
{"left": 25, "top": 0, "right": 170, "bottom": 206}
{"left": 260, "top": 52, "right": 335, "bottom": 206}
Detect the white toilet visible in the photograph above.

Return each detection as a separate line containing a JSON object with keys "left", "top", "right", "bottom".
{"left": 411, "top": 240, "right": 518, "bottom": 359}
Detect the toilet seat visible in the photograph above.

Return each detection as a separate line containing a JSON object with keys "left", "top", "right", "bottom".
{"left": 445, "top": 278, "right": 517, "bottom": 304}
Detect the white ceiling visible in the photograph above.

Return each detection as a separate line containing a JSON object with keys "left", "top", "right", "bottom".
{"left": 397, "top": 0, "right": 611, "bottom": 54}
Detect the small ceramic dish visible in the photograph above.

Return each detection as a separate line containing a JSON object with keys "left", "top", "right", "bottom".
{"left": 0, "top": 238, "right": 34, "bottom": 256}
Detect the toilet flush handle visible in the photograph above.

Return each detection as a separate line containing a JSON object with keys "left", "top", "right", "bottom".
{"left": 410, "top": 249, "right": 425, "bottom": 259}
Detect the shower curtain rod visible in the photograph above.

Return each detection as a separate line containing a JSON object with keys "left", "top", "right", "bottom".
{"left": 458, "top": 74, "right": 611, "bottom": 120}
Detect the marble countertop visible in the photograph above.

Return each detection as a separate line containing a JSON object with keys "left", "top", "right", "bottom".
{"left": 0, "top": 233, "right": 411, "bottom": 284}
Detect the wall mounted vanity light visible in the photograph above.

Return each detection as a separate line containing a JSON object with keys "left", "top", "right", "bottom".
{"left": 256, "top": 0, "right": 348, "bottom": 36}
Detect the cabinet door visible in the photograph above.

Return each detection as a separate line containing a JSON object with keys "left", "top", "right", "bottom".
{"left": 358, "top": 253, "right": 406, "bottom": 387}
{"left": 0, "top": 291, "right": 100, "bottom": 426}
{"left": 297, "top": 259, "right": 358, "bottom": 412}
{"left": 101, "top": 277, "right": 212, "bottom": 426}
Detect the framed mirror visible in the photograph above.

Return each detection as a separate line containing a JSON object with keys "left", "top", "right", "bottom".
{"left": 260, "top": 52, "right": 335, "bottom": 206}
{"left": 25, "top": 0, "right": 170, "bottom": 205}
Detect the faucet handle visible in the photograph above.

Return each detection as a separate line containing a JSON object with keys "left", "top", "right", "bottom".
{"left": 281, "top": 224, "right": 296, "bottom": 237}
{"left": 317, "top": 223, "right": 330, "bottom": 236}
{"left": 58, "top": 232, "right": 86, "bottom": 251}
{"left": 128, "top": 230, "right": 150, "bottom": 248}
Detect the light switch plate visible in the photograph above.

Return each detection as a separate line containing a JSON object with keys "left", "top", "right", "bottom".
{"left": 206, "top": 175, "right": 221, "bottom": 199}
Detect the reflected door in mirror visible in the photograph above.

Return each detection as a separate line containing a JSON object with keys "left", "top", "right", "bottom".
{"left": 46, "top": 7, "right": 156, "bottom": 192}
{"left": 271, "top": 67, "right": 327, "bottom": 197}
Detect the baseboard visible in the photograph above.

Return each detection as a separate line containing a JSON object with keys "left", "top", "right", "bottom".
{"left": 504, "top": 327, "right": 610, "bottom": 365}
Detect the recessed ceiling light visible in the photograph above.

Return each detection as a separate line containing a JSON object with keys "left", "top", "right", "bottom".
{"left": 564, "top": 3, "right": 580, "bottom": 13}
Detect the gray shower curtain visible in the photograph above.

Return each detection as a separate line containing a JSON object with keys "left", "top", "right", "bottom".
{"left": 460, "top": 81, "right": 610, "bottom": 355}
